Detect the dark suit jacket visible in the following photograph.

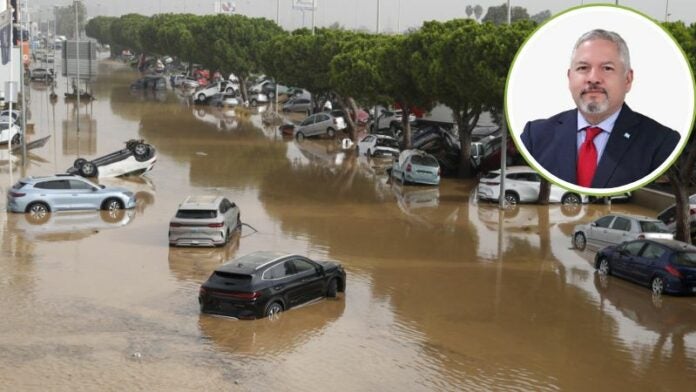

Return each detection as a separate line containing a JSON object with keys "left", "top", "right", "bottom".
{"left": 520, "top": 104, "right": 680, "bottom": 188}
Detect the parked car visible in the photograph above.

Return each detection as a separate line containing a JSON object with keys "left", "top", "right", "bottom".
{"left": 193, "top": 82, "right": 225, "bottom": 102}
{"left": 198, "top": 251, "right": 346, "bottom": 319}
{"left": 30, "top": 67, "right": 53, "bottom": 82}
{"left": 357, "top": 134, "right": 400, "bottom": 158}
{"left": 391, "top": 149, "right": 440, "bottom": 185}
{"left": 0, "top": 121, "right": 22, "bottom": 146}
{"left": 594, "top": 239, "right": 696, "bottom": 295}
{"left": 131, "top": 75, "right": 167, "bottom": 90}
{"left": 657, "top": 194, "right": 696, "bottom": 239}
{"left": 478, "top": 166, "right": 597, "bottom": 206}
{"left": 248, "top": 92, "right": 269, "bottom": 107}
{"left": 168, "top": 195, "right": 241, "bottom": 247}
{"left": 0, "top": 109, "right": 21, "bottom": 127}
{"left": 283, "top": 96, "right": 313, "bottom": 114}
{"left": 294, "top": 112, "right": 346, "bottom": 141}
{"left": 573, "top": 214, "right": 673, "bottom": 251}
{"left": 6, "top": 174, "right": 136, "bottom": 216}
{"left": 66, "top": 139, "right": 157, "bottom": 178}
{"left": 369, "top": 108, "right": 416, "bottom": 133}
{"left": 208, "top": 92, "right": 240, "bottom": 108}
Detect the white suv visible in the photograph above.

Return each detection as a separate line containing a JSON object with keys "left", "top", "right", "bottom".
{"left": 169, "top": 196, "right": 241, "bottom": 247}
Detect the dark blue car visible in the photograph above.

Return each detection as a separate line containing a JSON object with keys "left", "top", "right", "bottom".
{"left": 595, "top": 239, "right": 696, "bottom": 295}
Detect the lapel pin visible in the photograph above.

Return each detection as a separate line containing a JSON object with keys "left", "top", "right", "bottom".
{"left": 623, "top": 133, "right": 631, "bottom": 139}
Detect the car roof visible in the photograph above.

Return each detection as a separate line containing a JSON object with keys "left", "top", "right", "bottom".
{"left": 20, "top": 174, "right": 87, "bottom": 184}
{"left": 179, "top": 195, "right": 225, "bottom": 209}
{"left": 216, "top": 251, "right": 294, "bottom": 274}
{"left": 605, "top": 213, "right": 663, "bottom": 222}
{"left": 640, "top": 239, "right": 696, "bottom": 252}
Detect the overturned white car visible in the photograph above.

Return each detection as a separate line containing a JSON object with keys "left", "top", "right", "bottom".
{"left": 67, "top": 139, "right": 157, "bottom": 178}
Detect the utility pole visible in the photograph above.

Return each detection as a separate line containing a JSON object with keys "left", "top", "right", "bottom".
{"left": 75, "top": 0, "right": 80, "bottom": 133}
{"left": 311, "top": 0, "right": 316, "bottom": 35}
{"left": 499, "top": 2, "right": 510, "bottom": 210}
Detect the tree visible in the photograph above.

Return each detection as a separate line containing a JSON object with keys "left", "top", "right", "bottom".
{"left": 663, "top": 21, "right": 696, "bottom": 243}
{"left": 481, "top": 3, "right": 530, "bottom": 25}
{"left": 530, "top": 10, "right": 552, "bottom": 24}
{"left": 466, "top": 5, "right": 473, "bottom": 19}
{"left": 474, "top": 5, "right": 483, "bottom": 21}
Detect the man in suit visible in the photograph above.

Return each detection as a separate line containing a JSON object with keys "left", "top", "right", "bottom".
{"left": 521, "top": 29, "right": 680, "bottom": 189}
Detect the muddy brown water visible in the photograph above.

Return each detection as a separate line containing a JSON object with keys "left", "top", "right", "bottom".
{"left": 1, "top": 60, "right": 696, "bottom": 391}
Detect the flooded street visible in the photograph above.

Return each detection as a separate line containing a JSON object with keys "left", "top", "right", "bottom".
{"left": 2, "top": 60, "right": 696, "bottom": 391}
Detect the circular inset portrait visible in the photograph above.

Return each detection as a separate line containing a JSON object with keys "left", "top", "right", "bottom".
{"left": 506, "top": 5, "right": 695, "bottom": 196}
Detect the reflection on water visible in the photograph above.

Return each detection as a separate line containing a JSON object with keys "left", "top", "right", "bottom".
{"left": 1, "top": 60, "right": 696, "bottom": 391}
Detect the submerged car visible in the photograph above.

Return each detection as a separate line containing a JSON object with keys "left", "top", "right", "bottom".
{"left": 169, "top": 195, "right": 241, "bottom": 247}
{"left": 208, "top": 92, "right": 240, "bottom": 107}
{"left": 294, "top": 112, "right": 346, "bottom": 141}
{"left": 67, "top": 139, "right": 157, "bottom": 178}
{"left": 391, "top": 149, "right": 440, "bottom": 185}
{"left": 6, "top": 174, "right": 136, "bottom": 215}
{"left": 595, "top": 239, "right": 696, "bottom": 295}
{"left": 199, "top": 251, "right": 346, "bottom": 319}
{"left": 573, "top": 214, "right": 673, "bottom": 251}
{"left": 357, "top": 134, "right": 400, "bottom": 158}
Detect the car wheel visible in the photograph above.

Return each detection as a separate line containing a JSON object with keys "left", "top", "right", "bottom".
{"left": 573, "top": 232, "right": 587, "bottom": 251}
{"left": 597, "top": 257, "right": 610, "bottom": 275}
{"left": 25, "top": 202, "right": 50, "bottom": 224}
{"left": 651, "top": 276, "right": 665, "bottom": 295}
{"left": 296, "top": 132, "right": 305, "bottom": 142}
{"left": 79, "top": 162, "right": 98, "bottom": 177}
{"left": 504, "top": 192, "right": 519, "bottom": 206}
{"left": 73, "top": 158, "right": 87, "bottom": 169}
{"left": 133, "top": 143, "right": 150, "bottom": 161}
{"left": 102, "top": 198, "right": 124, "bottom": 211}
{"left": 197, "top": 93, "right": 206, "bottom": 102}
{"left": 265, "top": 301, "right": 283, "bottom": 319}
{"left": 251, "top": 99, "right": 258, "bottom": 107}
{"left": 10, "top": 133, "right": 21, "bottom": 146}
{"left": 562, "top": 193, "right": 582, "bottom": 205}
{"left": 225, "top": 87, "right": 233, "bottom": 94}
{"left": 269, "top": 91, "right": 275, "bottom": 99}
{"left": 326, "top": 279, "right": 338, "bottom": 298}
{"left": 327, "top": 127, "right": 336, "bottom": 138}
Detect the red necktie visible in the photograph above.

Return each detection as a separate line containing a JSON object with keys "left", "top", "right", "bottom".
{"left": 577, "top": 126, "right": 602, "bottom": 187}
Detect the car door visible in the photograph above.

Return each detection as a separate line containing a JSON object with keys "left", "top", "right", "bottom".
{"left": 298, "top": 115, "right": 316, "bottom": 134}
{"left": 629, "top": 243, "right": 666, "bottom": 285}
{"left": 289, "top": 258, "right": 325, "bottom": 303}
{"left": 274, "top": 261, "right": 309, "bottom": 307}
{"left": 607, "top": 216, "right": 632, "bottom": 246}
{"left": 70, "top": 179, "right": 101, "bottom": 210}
{"left": 588, "top": 215, "right": 615, "bottom": 248}
{"left": 358, "top": 135, "right": 374, "bottom": 153}
{"left": 613, "top": 241, "right": 647, "bottom": 280}
{"left": 34, "top": 180, "right": 74, "bottom": 210}
{"left": 313, "top": 114, "right": 330, "bottom": 136}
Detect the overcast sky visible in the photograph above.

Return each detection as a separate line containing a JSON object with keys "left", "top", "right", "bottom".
{"left": 28, "top": 1, "right": 696, "bottom": 31}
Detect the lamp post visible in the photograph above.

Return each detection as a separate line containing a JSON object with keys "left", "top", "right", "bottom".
{"left": 665, "top": 0, "right": 670, "bottom": 21}
{"left": 74, "top": 0, "right": 80, "bottom": 132}
{"left": 499, "top": 1, "right": 510, "bottom": 210}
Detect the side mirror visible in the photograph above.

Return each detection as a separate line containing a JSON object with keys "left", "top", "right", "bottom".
{"left": 618, "top": 248, "right": 629, "bottom": 256}
{"left": 590, "top": 222, "right": 597, "bottom": 227}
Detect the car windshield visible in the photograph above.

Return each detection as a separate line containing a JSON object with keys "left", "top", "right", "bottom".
{"left": 176, "top": 209, "right": 217, "bottom": 219}
{"left": 481, "top": 172, "right": 500, "bottom": 179}
{"left": 411, "top": 155, "right": 439, "bottom": 167}
{"left": 213, "top": 271, "right": 252, "bottom": 281}
{"left": 376, "top": 138, "right": 399, "bottom": 149}
{"left": 639, "top": 220, "right": 671, "bottom": 233}
{"left": 673, "top": 252, "right": 696, "bottom": 267}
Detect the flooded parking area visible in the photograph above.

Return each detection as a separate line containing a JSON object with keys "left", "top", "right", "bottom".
{"left": 2, "top": 60, "right": 696, "bottom": 391}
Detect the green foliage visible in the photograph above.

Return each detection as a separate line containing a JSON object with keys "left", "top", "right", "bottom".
{"left": 85, "top": 16, "right": 116, "bottom": 45}
{"left": 481, "top": 3, "right": 530, "bottom": 25}
{"left": 54, "top": 2, "right": 87, "bottom": 38}
{"left": 109, "top": 14, "right": 149, "bottom": 53}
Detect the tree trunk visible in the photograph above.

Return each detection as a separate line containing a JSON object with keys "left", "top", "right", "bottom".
{"left": 455, "top": 109, "right": 479, "bottom": 178}
{"left": 402, "top": 106, "right": 412, "bottom": 149}
{"left": 239, "top": 75, "right": 249, "bottom": 103}
{"left": 538, "top": 178, "right": 551, "bottom": 205}
{"left": 338, "top": 95, "right": 359, "bottom": 142}
{"left": 669, "top": 169, "right": 692, "bottom": 243}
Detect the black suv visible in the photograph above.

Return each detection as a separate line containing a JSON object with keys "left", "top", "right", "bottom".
{"left": 199, "top": 251, "right": 346, "bottom": 319}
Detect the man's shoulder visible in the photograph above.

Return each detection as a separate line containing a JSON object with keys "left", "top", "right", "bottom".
{"left": 526, "top": 109, "right": 576, "bottom": 129}
{"left": 620, "top": 106, "right": 681, "bottom": 143}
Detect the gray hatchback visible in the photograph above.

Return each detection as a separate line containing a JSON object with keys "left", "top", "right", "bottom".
{"left": 6, "top": 175, "right": 136, "bottom": 218}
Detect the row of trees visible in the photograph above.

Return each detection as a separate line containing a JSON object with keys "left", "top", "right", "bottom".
{"left": 85, "top": 13, "right": 534, "bottom": 177}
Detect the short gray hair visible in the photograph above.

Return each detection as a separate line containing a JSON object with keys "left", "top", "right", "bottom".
{"left": 571, "top": 29, "right": 631, "bottom": 73}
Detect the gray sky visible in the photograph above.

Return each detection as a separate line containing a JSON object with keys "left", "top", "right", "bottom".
{"left": 29, "top": 1, "right": 696, "bottom": 31}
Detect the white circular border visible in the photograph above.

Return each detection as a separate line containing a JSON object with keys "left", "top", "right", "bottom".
{"left": 506, "top": 5, "right": 695, "bottom": 196}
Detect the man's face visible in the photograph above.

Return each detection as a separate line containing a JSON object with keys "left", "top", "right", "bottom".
{"left": 568, "top": 38, "right": 633, "bottom": 122}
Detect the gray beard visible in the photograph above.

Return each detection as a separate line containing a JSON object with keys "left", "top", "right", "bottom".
{"left": 581, "top": 99, "right": 609, "bottom": 114}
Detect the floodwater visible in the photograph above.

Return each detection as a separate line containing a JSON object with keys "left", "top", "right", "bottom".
{"left": 2, "top": 59, "right": 696, "bottom": 391}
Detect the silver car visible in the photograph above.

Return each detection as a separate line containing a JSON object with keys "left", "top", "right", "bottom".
{"left": 573, "top": 213, "right": 674, "bottom": 251}
{"left": 283, "top": 97, "right": 313, "bottom": 114}
{"left": 6, "top": 175, "right": 136, "bottom": 217}
{"left": 294, "top": 113, "right": 346, "bottom": 141}
{"left": 168, "top": 195, "right": 241, "bottom": 247}
{"left": 391, "top": 149, "right": 440, "bottom": 185}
